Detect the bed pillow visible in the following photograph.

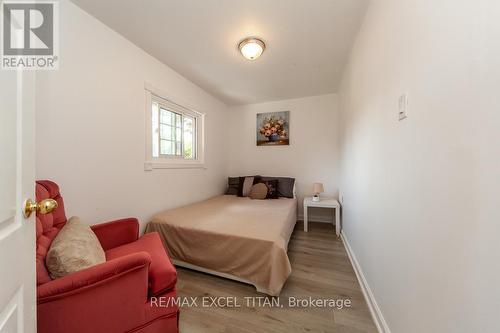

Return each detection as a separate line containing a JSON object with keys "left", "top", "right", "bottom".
{"left": 260, "top": 179, "right": 279, "bottom": 199}
{"left": 46, "top": 216, "right": 106, "bottom": 279}
{"left": 238, "top": 176, "right": 254, "bottom": 197}
{"left": 261, "top": 177, "right": 295, "bottom": 198}
{"left": 225, "top": 177, "right": 239, "bottom": 195}
{"left": 249, "top": 183, "right": 268, "bottom": 200}
{"left": 237, "top": 176, "right": 261, "bottom": 197}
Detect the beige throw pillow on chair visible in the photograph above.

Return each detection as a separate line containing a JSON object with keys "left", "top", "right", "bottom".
{"left": 46, "top": 216, "right": 106, "bottom": 279}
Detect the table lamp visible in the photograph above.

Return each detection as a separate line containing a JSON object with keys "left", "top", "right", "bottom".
{"left": 312, "top": 183, "right": 324, "bottom": 202}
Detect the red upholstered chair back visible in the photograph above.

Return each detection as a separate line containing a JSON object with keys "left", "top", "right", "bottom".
{"left": 36, "top": 180, "right": 67, "bottom": 285}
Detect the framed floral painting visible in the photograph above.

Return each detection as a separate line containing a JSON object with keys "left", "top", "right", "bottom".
{"left": 256, "top": 111, "right": 290, "bottom": 146}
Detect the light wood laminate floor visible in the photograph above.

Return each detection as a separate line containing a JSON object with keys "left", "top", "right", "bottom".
{"left": 176, "top": 222, "right": 378, "bottom": 333}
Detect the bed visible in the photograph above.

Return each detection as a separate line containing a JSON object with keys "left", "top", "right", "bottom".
{"left": 145, "top": 194, "right": 297, "bottom": 296}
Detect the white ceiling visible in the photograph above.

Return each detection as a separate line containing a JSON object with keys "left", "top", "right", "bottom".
{"left": 72, "top": 0, "right": 368, "bottom": 105}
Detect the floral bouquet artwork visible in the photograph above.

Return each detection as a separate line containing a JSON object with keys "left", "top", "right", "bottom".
{"left": 256, "top": 111, "right": 290, "bottom": 146}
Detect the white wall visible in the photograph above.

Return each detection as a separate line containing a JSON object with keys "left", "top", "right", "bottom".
{"left": 228, "top": 94, "right": 340, "bottom": 220}
{"left": 35, "top": 1, "right": 229, "bottom": 230}
{"left": 338, "top": 0, "right": 500, "bottom": 332}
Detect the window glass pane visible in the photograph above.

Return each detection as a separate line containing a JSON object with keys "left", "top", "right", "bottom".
{"left": 184, "top": 141, "right": 193, "bottom": 159}
{"left": 160, "top": 108, "right": 172, "bottom": 125}
{"left": 183, "top": 116, "right": 195, "bottom": 159}
{"left": 176, "top": 128, "right": 182, "bottom": 142}
{"left": 152, "top": 102, "right": 159, "bottom": 158}
{"left": 160, "top": 124, "right": 172, "bottom": 140}
{"left": 160, "top": 140, "right": 173, "bottom": 155}
{"left": 176, "top": 142, "right": 182, "bottom": 156}
{"left": 175, "top": 114, "right": 182, "bottom": 128}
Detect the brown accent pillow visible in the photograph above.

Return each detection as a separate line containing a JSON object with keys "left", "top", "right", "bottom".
{"left": 46, "top": 216, "right": 105, "bottom": 279}
{"left": 249, "top": 183, "right": 268, "bottom": 200}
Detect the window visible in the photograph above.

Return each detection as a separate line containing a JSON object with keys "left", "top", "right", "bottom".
{"left": 145, "top": 85, "right": 204, "bottom": 169}
{"left": 152, "top": 102, "right": 196, "bottom": 159}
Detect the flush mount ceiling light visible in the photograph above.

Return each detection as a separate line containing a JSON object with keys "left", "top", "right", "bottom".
{"left": 238, "top": 37, "right": 266, "bottom": 60}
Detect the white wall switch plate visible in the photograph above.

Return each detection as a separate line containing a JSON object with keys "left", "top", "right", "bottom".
{"left": 398, "top": 93, "right": 408, "bottom": 121}
{"left": 144, "top": 162, "right": 153, "bottom": 171}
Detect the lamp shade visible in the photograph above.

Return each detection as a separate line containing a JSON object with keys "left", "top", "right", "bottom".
{"left": 313, "top": 183, "right": 324, "bottom": 194}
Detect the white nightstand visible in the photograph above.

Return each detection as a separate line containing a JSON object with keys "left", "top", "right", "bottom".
{"left": 303, "top": 197, "right": 341, "bottom": 236}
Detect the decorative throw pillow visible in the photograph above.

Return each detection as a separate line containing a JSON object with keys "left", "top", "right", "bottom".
{"left": 225, "top": 177, "right": 239, "bottom": 195}
{"left": 261, "top": 179, "right": 279, "bottom": 199}
{"left": 46, "top": 216, "right": 106, "bottom": 279}
{"left": 237, "top": 176, "right": 261, "bottom": 197}
{"left": 261, "top": 176, "right": 295, "bottom": 198}
{"left": 249, "top": 183, "right": 268, "bottom": 200}
{"left": 241, "top": 177, "right": 254, "bottom": 197}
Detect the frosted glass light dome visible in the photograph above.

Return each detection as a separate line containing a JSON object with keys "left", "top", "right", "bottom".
{"left": 239, "top": 38, "right": 265, "bottom": 60}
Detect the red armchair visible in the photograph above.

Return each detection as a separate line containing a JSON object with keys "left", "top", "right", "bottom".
{"left": 35, "top": 180, "right": 179, "bottom": 333}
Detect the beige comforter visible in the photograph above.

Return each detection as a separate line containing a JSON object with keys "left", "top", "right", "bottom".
{"left": 146, "top": 195, "right": 297, "bottom": 296}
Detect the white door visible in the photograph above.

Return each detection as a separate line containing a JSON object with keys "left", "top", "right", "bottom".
{"left": 0, "top": 67, "right": 37, "bottom": 332}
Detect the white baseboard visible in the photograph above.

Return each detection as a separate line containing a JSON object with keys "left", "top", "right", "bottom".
{"left": 340, "top": 231, "right": 391, "bottom": 333}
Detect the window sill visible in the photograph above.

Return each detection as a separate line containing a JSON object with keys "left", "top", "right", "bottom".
{"left": 144, "top": 161, "right": 206, "bottom": 170}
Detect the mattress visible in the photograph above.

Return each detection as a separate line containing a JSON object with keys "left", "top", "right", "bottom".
{"left": 145, "top": 195, "right": 297, "bottom": 296}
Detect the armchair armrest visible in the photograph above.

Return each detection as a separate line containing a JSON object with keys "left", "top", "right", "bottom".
{"left": 37, "top": 251, "right": 151, "bottom": 302}
{"left": 91, "top": 217, "right": 139, "bottom": 250}
{"left": 37, "top": 252, "right": 152, "bottom": 333}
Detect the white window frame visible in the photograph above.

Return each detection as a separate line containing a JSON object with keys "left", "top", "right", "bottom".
{"left": 145, "top": 83, "right": 205, "bottom": 170}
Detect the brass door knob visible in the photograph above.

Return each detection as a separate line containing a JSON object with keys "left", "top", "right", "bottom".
{"left": 23, "top": 199, "right": 58, "bottom": 218}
